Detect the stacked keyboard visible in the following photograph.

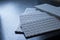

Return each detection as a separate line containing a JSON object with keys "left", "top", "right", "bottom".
{"left": 15, "top": 4, "right": 60, "bottom": 39}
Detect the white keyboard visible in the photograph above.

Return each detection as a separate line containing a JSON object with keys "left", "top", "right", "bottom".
{"left": 35, "top": 4, "right": 60, "bottom": 17}
{"left": 20, "top": 8, "right": 60, "bottom": 38}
